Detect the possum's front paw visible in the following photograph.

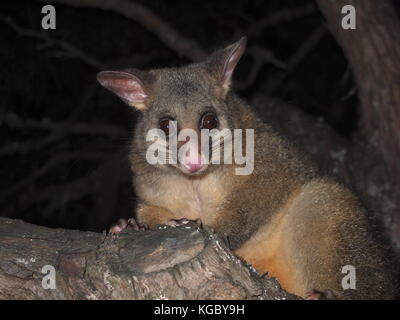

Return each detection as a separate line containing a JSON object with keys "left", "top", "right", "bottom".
{"left": 306, "top": 289, "right": 336, "bottom": 300}
{"left": 166, "top": 218, "right": 202, "bottom": 228}
{"left": 108, "top": 218, "right": 149, "bottom": 235}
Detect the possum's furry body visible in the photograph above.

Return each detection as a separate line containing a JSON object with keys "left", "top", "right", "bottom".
{"left": 98, "top": 37, "right": 396, "bottom": 299}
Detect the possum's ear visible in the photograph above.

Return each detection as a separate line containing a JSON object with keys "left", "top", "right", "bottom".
{"left": 97, "top": 70, "right": 150, "bottom": 111}
{"left": 205, "top": 36, "right": 247, "bottom": 96}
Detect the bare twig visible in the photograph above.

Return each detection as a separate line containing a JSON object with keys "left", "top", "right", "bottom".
{"left": 266, "top": 25, "right": 327, "bottom": 94}
{"left": 286, "top": 25, "right": 327, "bottom": 68}
{"left": 1, "top": 16, "right": 105, "bottom": 69}
{"left": 0, "top": 133, "right": 62, "bottom": 156}
{"left": 236, "top": 45, "right": 286, "bottom": 90}
{"left": 0, "top": 152, "right": 106, "bottom": 204}
{"left": 247, "top": 3, "right": 316, "bottom": 37}
{"left": 12, "top": 156, "right": 129, "bottom": 226}
{"left": 0, "top": 112, "right": 125, "bottom": 156}
{"left": 2, "top": 112, "right": 125, "bottom": 136}
{"left": 39, "top": 0, "right": 208, "bottom": 61}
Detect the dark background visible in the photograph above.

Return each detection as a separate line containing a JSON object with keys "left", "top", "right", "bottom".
{"left": 0, "top": 0, "right": 359, "bottom": 232}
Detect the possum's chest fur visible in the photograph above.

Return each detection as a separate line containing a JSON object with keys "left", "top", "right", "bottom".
{"left": 139, "top": 170, "right": 231, "bottom": 226}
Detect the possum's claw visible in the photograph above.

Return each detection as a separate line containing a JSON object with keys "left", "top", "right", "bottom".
{"left": 108, "top": 218, "right": 129, "bottom": 236}
{"left": 108, "top": 218, "right": 148, "bottom": 236}
{"left": 127, "top": 218, "right": 149, "bottom": 231}
{"left": 166, "top": 218, "right": 202, "bottom": 228}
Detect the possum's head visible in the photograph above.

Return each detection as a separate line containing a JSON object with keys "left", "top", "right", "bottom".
{"left": 97, "top": 37, "right": 246, "bottom": 176}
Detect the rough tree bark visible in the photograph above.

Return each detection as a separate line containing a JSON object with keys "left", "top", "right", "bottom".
{"left": 316, "top": 0, "right": 400, "bottom": 246}
{"left": 0, "top": 217, "right": 297, "bottom": 300}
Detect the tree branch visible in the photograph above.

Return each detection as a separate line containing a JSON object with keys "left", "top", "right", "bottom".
{"left": 39, "top": 0, "right": 208, "bottom": 61}
{"left": 247, "top": 3, "right": 317, "bottom": 37}
{"left": 316, "top": 0, "right": 400, "bottom": 247}
{"left": 1, "top": 16, "right": 105, "bottom": 69}
{"left": 0, "top": 217, "right": 298, "bottom": 299}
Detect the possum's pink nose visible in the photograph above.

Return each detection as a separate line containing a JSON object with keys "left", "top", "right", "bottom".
{"left": 183, "top": 154, "right": 204, "bottom": 173}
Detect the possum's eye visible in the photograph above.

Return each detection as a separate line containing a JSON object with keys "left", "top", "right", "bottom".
{"left": 159, "top": 118, "right": 176, "bottom": 136}
{"left": 200, "top": 113, "right": 219, "bottom": 130}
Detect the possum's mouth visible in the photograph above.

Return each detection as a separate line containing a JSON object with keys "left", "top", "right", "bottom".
{"left": 178, "top": 163, "right": 209, "bottom": 176}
